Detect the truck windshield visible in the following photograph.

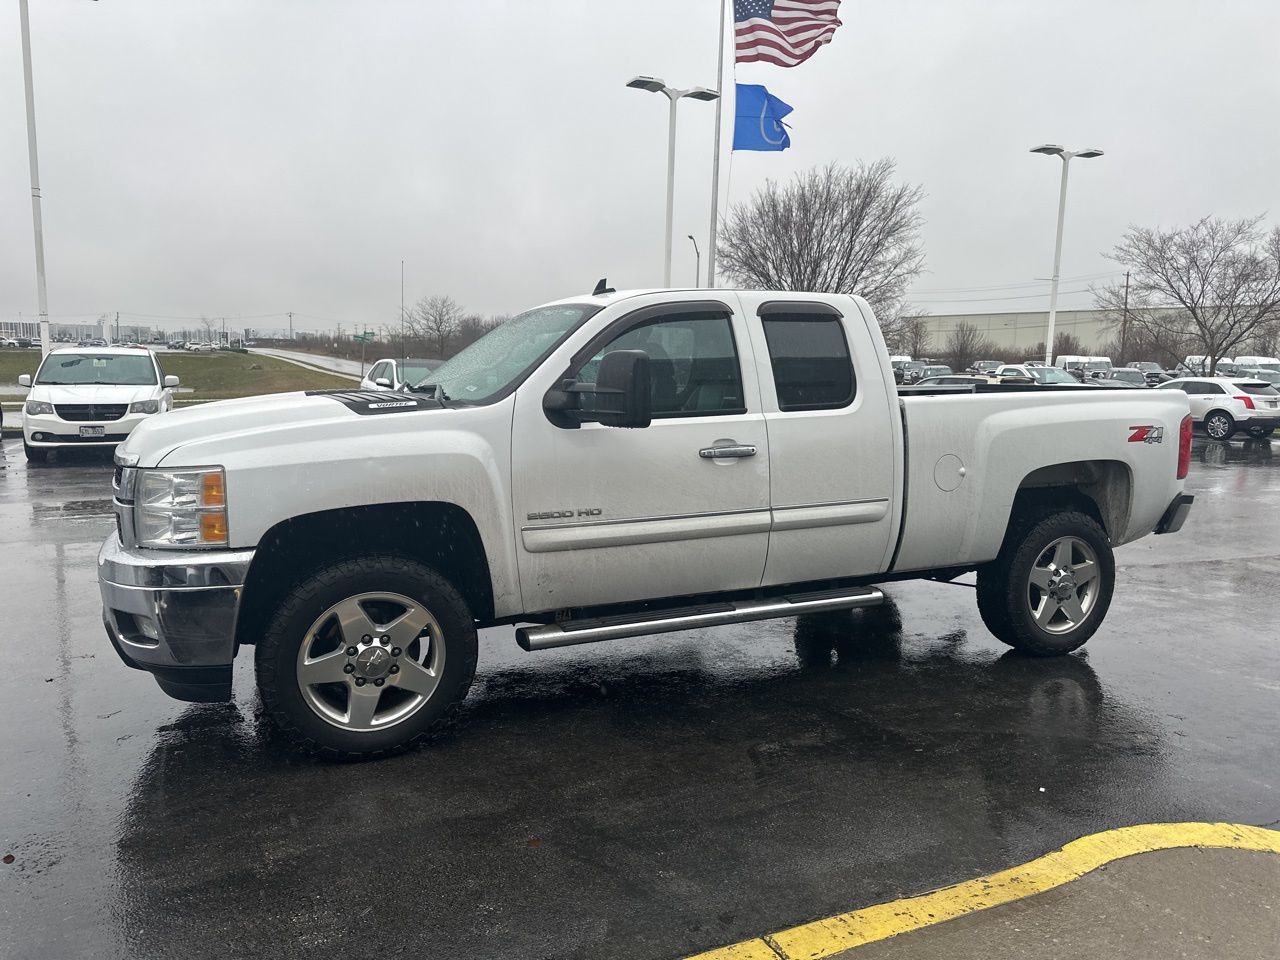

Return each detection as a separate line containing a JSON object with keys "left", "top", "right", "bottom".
{"left": 414, "top": 303, "right": 600, "bottom": 403}
{"left": 35, "top": 353, "right": 157, "bottom": 386}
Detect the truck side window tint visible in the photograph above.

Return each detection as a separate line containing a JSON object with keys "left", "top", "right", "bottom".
{"left": 761, "top": 315, "right": 856, "bottom": 411}
{"left": 578, "top": 314, "right": 746, "bottom": 417}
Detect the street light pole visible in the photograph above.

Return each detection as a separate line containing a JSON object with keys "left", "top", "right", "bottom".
{"left": 1031, "top": 144, "right": 1104, "bottom": 366}
{"left": 687, "top": 235, "right": 700, "bottom": 288}
{"left": 627, "top": 77, "right": 719, "bottom": 287}
{"left": 18, "top": 0, "right": 51, "bottom": 358}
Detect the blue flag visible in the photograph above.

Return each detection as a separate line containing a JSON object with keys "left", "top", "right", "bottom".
{"left": 733, "top": 83, "right": 792, "bottom": 152}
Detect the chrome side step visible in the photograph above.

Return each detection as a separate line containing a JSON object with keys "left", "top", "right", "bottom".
{"left": 516, "top": 586, "right": 884, "bottom": 652}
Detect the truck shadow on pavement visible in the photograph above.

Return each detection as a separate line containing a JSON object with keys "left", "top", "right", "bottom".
{"left": 109, "top": 597, "right": 1176, "bottom": 960}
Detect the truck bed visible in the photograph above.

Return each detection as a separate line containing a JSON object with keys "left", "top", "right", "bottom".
{"left": 890, "top": 386, "right": 1188, "bottom": 573}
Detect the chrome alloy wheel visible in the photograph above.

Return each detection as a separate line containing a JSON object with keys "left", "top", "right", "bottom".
{"left": 1205, "top": 414, "right": 1231, "bottom": 439}
{"left": 295, "top": 592, "right": 446, "bottom": 732}
{"left": 1025, "top": 536, "right": 1101, "bottom": 635}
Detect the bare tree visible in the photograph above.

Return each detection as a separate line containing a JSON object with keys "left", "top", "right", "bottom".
{"left": 199, "top": 316, "right": 217, "bottom": 343}
{"left": 453, "top": 313, "right": 506, "bottom": 351}
{"left": 410, "top": 295, "right": 465, "bottom": 358}
{"left": 941, "top": 321, "right": 998, "bottom": 372}
{"left": 1095, "top": 216, "right": 1280, "bottom": 374}
{"left": 896, "top": 314, "right": 932, "bottom": 358}
{"left": 1026, "top": 332, "right": 1090, "bottom": 365}
{"left": 718, "top": 159, "right": 926, "bottom": 319}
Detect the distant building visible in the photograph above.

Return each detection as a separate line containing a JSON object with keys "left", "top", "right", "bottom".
{"left": 909, "top": 308, "right": 1118, "bottom": 354}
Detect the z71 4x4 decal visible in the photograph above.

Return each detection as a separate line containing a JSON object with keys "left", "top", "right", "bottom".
{"left": 1128, "top": 425, "right": 1165, "bottom": 444}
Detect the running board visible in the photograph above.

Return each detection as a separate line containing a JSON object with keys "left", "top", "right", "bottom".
{"left": 516, "top": 586, "right": 885, "bottom": 652}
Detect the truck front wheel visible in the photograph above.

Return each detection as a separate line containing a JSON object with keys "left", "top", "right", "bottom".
{"left": 976, "top": 511, "right": 1115, "bottom": 656}
{"left": 255, "top": 555, "right": 478, "bottom": 759}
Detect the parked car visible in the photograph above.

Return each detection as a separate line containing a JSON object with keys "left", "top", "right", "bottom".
{"left": 186, "top": 342, "right": 216, "bottom": 353}
{"left": 1056, "top": 355, "right": 1112, "bottom": 381}
{"left": 1095, "top": 368, "right": 1148, "bottom": 388}
{"left": 899, "top": 360, "right": 928, "bottom": 383}
{"left": 358, "top": 357, "right": 443, "bottom": 392}
{"left": 995, "top": 365, "right": 1091, "bottom": 386}
{"left": 920, "top": 364, "right": 953, "bottom": 379}
{"left": 1232, "top": 355, "right": 1280, "bottom": 374}
{"left": 98, "top": 287, "right": 1194, "bottom": 757}
{"left": 1128, "top": 361, "right": 1173, "bottom": 385}
{"left": 17, "top": 347, "right": 179, "bottom": 462}
{"left": 1157, "top": 377, "right": 1280, "bottom": 439}
{"left": 969, "top": 360, "right": 1002, "bottom": 375}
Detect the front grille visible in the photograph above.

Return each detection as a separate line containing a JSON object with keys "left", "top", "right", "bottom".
{"left": 55, "top": 404, "right": 127, "bottom": 422}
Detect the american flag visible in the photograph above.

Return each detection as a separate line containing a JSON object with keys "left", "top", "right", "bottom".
{"left": 734, "top": 0, "right": 842, "bottom": 68}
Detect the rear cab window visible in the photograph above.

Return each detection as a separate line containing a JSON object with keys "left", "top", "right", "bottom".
{"left": 758, "top": 304, "right": 856, "bottom": 411}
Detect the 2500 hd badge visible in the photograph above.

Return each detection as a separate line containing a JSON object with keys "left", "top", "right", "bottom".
{"left": 527, "top": 508, "right": 603, "bottom": 521}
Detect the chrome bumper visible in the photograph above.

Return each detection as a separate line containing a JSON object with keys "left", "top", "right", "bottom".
{"left": 98, "top": 535, "right": 256, "bottom": 702}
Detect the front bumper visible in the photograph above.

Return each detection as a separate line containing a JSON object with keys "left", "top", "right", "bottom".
{"left": 98, "top": 534, "right": 256, "bottom": 702}
{"left": 24, "top": 410, "right": 152, "bottom": 446}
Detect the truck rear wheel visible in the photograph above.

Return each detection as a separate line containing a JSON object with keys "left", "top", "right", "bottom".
{"left": 255, "top": 554, "right": 478, "bottom": 759}
{"left": 976, "top": 510, "right": 1114, "bottom": 656}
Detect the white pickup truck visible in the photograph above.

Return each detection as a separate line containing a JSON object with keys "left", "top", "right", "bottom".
{"left": 99, "top": 288, "right": 1194, "bottom": 758}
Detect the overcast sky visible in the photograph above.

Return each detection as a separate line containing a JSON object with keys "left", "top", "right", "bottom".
{"left": 2, "top": 0, "right": 1278, "bottom": 335}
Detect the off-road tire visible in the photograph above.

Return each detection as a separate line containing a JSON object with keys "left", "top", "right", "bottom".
{"left": 976, "top": 510, "right": 1114, "bottom": 656}
{"left": 255, "top": 554, "right": 478, "bottom": 760}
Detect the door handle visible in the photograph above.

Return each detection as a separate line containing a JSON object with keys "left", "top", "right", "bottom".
{"left": 699, "top": 442, "right": 757, "bottom": 460}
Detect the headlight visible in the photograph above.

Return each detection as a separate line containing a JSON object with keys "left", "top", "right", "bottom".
{"left": 135, "top": 467, "right": 228, "bottom": 548}
{"left": 128, "top": 399, "right": 161, "bottom": 414}
{"left": 25, "top": 400, "right": 54, "bottom": 415}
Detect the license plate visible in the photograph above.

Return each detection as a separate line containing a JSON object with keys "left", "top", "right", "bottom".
{"left": 79, "top": 426, "right": 105, "bottom": 438}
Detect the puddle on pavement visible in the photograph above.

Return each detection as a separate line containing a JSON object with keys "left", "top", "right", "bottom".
{"left": 31, "top": 498, "right": 115, "bottom": 521}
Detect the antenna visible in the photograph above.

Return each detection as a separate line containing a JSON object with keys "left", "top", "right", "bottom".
{"left": 592, "top": 278, "right": 615, "bottom": 296}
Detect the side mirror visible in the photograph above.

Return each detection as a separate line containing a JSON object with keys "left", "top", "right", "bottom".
{"left": 18, "top": 374, "right": 31, "bottom": 387}
{"left": 543, "top": 349, "right": 652, "bottom": 429}
{"left": 374, "top": 377, "right": 391, "bottom": 388}
{"left": 592, "top": 350, "right": 652, "bottom": 427}
{"left": 164, "top": 375, "right": 179, "bottom": 388}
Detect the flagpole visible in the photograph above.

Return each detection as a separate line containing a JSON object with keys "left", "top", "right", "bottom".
{"left": 706, "top": 0, "right": 728, "bottom": 288}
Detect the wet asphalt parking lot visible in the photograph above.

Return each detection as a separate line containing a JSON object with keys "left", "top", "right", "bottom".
{"left": 1, "top": 435, "right": 1278, "bottom": 960}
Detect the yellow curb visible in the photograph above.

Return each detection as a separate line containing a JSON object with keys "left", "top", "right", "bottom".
{"left": 686, "top": 822, "right": 1280, "bottom": 960}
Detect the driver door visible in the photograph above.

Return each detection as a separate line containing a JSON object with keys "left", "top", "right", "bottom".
{"left": 510, "top": 298, "right": 770, "bottom": 613}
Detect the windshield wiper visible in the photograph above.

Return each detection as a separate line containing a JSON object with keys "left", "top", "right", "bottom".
{"left": 409, "top": 383, "right": 451, "bottom": 401}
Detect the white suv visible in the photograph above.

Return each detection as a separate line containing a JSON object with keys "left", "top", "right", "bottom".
{"left": 1157, "top": 377, "right": 1280, "bottom": 439}
{"left": 18, "top": 346, "right": 178, "bottom": 462}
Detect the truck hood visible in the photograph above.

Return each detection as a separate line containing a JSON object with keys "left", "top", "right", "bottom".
{"left": 30, "top": 383, "right": 158, "bottom": 405}
{"left": 116, "top": 390, "right": 447, "bottom": 467}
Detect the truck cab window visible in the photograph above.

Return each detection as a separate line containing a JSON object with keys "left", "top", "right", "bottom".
{"left": 761, "top": 315, "right": 856, "bottom": 410}
{"left": 577, "top": 314, "right": 745, "bottom": 417}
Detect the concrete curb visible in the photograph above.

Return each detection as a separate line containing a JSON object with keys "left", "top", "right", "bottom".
{"left": 686, "top": 822, "right": 1280, "bottom": 959}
